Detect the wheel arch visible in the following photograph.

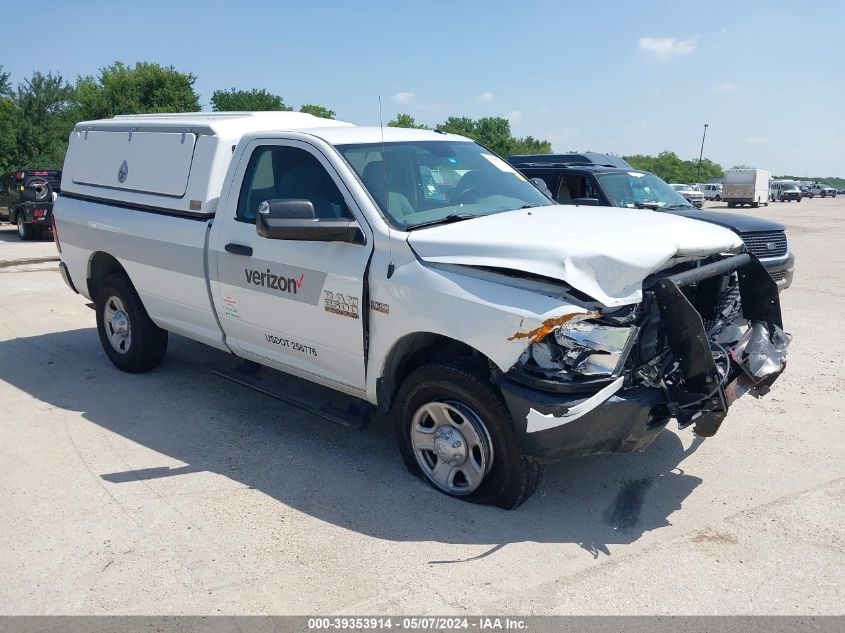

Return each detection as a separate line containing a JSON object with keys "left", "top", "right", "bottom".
{"left": 87, "top": 252, "right": 134, "bottom": 300}
{"left": 375, "top": 332, "right": 497, "bottom": 413}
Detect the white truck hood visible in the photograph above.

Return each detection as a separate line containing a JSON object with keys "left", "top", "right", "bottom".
{"left": 407, "top": 205, "right": 743, "bottom": 307}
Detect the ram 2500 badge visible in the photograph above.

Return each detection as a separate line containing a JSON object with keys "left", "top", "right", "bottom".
{"left": 53, "top": 112, "right": 790, "bottom": 508}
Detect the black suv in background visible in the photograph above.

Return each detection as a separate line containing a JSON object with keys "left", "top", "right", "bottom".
{"left": 0, "top": 169, "right": 62, "bottom": 240}
{"left": 510, "top": 154, "right": 794, "bottom": 290}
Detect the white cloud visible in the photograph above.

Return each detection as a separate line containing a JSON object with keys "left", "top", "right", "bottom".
{"left": 477, "top": 91, "right": 494, "bottom": 102}
{"left": 748, "top": 136, "right": 770, "bottom": 144}
{"left": 506, "top": 110, "right": 522, "bottom": 123}
{"left": 715, "top": 82, "right": 737, "bottom": 92}
{"left": 389, "top": 91, "right": 414, "bottom": 105}
{"left": 638, "top": 36, "right": 697, "bottom": 56}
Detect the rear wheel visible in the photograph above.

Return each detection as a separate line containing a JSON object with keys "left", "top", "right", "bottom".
{"left": 395, "top": 363, "right": 542, "bottom": 509}
{"left": 95, "top": 274, "right": 168, "bottom": 373}
{"left": 16, "top": 214, "right": 33, "bottom": 240}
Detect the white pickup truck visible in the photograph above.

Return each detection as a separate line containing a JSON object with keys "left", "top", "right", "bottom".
{"left": 54, "top": 112, "right": 790, "bottom": 508}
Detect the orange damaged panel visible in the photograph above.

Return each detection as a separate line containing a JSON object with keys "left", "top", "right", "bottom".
{"left": 508, "top": 311, "right": 601, "bottom": 343}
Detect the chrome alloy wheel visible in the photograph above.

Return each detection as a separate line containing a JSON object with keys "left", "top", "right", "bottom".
{"left": 410, "top": 400, "right": 494, "bottom": 495}
{"left": 104, "top": 295, "right": 131, "bottom": 354}
{"left": 16, "top": 214, "right": 25, "bottom": 238}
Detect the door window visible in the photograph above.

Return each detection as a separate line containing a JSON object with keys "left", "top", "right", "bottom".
{"left": 237, "top": 146, "right": 352, "bottom": 223}
{"left": 556, "top": 174, "right": 597, "bottom": 204}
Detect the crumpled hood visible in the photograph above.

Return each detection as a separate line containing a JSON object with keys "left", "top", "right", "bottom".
{"left": 407, "top": 205, "right": 743, "bottom": 307}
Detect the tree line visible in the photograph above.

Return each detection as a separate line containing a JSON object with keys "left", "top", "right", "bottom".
{"left": 623, "top": 151, "right": 724, "bottom": 184}
{"left": 0, "top": 62, "right": 340, "bottom": 173}
{"left": 0, "top": 61, "right": 554, "bottom": 173}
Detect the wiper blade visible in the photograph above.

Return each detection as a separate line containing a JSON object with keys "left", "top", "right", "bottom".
{"left": 407, "top": 213, "right": 478, "bottom": 230}
{"left": 664, "top": 203, "right": 694, "bottom": 210}
{"left": 634, "top": 201, "right": 661, "bottom": 210}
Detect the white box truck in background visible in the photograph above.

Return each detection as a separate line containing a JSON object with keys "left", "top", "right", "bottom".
{"left": 723, "top": 168, "right": 770, "bottom": 208}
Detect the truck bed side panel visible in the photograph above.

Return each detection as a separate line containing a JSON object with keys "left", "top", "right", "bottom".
{"left": 54, "top": 195, "right": 226, "bottom": 350}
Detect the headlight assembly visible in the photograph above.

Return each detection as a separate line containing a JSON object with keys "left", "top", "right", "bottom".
{"left": 525, "top": 320, "right": 640, "bottom": 379}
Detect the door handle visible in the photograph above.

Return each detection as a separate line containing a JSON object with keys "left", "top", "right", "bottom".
{"left": 225, "top": 243, "right": 253, "bottom": 256}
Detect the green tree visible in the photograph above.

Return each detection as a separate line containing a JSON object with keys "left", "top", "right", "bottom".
{"left": 210, "top": 87, "right": 289, "bottom": 112}
{"left": 0, "top": 65, "right": 11, "bottom": 97}
{"left": 438, "top": 116, "right": 553, "bottom": 158}
{"left": 75, "top": 61, "right": 200, "bottom": 120}
{"left": 387, "top": 113, "right": 428, "bottom": 129}
{"left": 437, "top": 116, "right": 476, "bottom": 138}
{"left": 509, "top": 135, "right": 552, "bottom": 156}
{"left": 299, "top": 104, "right": 335, "bottom": 119}
{"left": 0, "top": 98, "right": 20, "bottom": 173}
{"left": 14, "top": 71, "right": 76, "bottom": 168}
{"left": 625, "top": 151, "right": 723, "bottom": 183}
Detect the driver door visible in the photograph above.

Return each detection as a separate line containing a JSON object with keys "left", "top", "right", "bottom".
{"left": 214, "top": 140, "right": 373, "bottom": 392}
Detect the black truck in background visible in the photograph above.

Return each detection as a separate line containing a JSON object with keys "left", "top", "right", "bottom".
{"left": 0, "top": 169, "right": 62, "bottom": 240}
{"left": 510, "top": 154, "right": 794, "bottom": 290}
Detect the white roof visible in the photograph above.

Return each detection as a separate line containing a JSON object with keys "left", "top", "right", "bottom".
{"left": 74, "top": 111, "right": 472, "bottom": 146}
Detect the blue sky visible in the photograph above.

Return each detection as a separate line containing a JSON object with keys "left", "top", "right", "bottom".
{"left": 4, "top": 0, "right": 844, "bottom": 175}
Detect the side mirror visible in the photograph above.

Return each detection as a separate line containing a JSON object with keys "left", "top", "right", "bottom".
{"left": 573, "top": 197, "right": 600, "bottom": 206}
{"left": 256, "top": 199, "right": 364, "bottom": 244}
{"left": 529, "top": 177, "right": 554, "bottom": 200}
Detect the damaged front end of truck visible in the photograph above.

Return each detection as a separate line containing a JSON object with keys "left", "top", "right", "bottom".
{"left": 495, "top": 252, "right": 791, "bottom": 462}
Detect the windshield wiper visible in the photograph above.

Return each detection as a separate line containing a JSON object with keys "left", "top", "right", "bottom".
{"left": 407, "top": 213, "right": 478, "bottom": 230}
{"left": 664, "top": 203, "right": 694, "bottom": 210}
{"left": 634, "top": 201, "right": 661, "bottom": 210}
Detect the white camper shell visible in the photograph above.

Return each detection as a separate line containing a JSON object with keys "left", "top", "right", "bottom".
{"left": 63, "top": 112, "right": 355, "bottom": 217}
{"left": 54, "top": 112, "right": 790, "bottom": 508}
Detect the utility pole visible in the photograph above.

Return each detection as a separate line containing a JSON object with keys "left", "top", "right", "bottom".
{"left": 696, "top": 123, "right": 709, "bottom": 182}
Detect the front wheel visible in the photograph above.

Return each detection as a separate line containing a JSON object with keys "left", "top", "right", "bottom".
{"left": 95, "top": 274, "right": 168, "bottom": 373}
{"left": 16, "top": 214, "right": 33, "bottom": 240}
{"left": 395, "top": 363, "right": 542, "bottom": 509}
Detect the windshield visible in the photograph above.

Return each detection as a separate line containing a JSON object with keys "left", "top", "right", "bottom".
{"left": 599, "top": 172, "right": 693, "bottom": 209}
{"left": 337, "top": 141, "right": 553, "bottom": 229}
{"left": 784, "top": 184, "right": 799, "bottom": 191}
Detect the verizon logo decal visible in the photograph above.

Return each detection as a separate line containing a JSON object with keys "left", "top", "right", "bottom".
{"left": 244, "top": 268, "right": 305, "bottom": 294}
{"left": 221, "top": 257, "right": 327, "bottom": 305}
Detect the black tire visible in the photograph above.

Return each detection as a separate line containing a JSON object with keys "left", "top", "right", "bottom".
{"left": 394, "top": 362, "right": 543, "bottom": 509}
{"left": 16, "top": 213, "right": 33, "bottom": 240}
{"left": 95, "top": 273, "right": 168, "bottom": 373}
{"left": 715, "top": 195, "right": 721, "bottom": 201}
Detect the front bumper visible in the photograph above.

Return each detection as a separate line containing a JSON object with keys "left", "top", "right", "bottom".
{"left": 498, "top": 253, "right": 788, "bottom": 462}
{"left": 760, "top": 251, "right": 795, "bottom": 290}
{"left": 499, "top": 379, "right": 669, "bottom": 462}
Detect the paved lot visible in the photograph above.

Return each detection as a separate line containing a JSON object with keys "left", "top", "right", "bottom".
{"left": 0, "top": 225, "right": 59, "bottom": 266}
{"left": 0, "top": 199, "right": 843, "bottom": 615}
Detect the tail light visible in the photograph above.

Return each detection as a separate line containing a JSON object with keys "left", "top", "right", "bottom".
{"left": 14, "top": 171, "right": 24, "bottom": 180}
{"left": 52, "top": 215, "right": 61, "bottom": 253}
